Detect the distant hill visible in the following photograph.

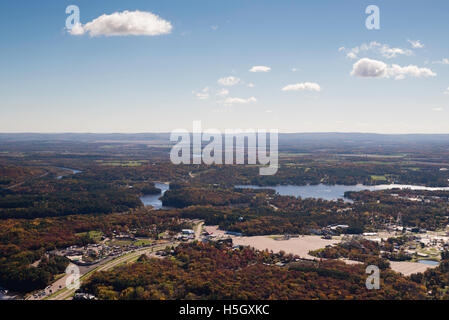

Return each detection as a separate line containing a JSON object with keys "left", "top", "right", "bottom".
{"left": 1, "top": 132, "right": 449, "bottom": 145}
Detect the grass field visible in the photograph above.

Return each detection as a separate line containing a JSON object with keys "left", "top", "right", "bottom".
{"left": 371, "top": 175, "right": 388, "bottom": 181}
{"left": 75, "top": 231, "right": 103, "bottom": 242}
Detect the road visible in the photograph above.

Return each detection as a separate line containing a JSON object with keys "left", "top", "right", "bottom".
{"left": 195, "top": 222, "right": 204, "bottom": 240}
{"left": 6, "top": 171, "right": 49, "bottom": 190}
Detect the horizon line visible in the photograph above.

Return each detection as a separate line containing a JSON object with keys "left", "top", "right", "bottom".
{"left": 2, "top": 131, "right": 449, "bottom": 135}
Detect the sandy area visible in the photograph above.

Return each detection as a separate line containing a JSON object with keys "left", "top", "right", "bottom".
{"left": 389, "top": 261, "right": 438, "bottom": 276}
{"left": 232, "top": 236, "right": 340, "bottom": 260}
{"left": 205, "top": 226, "right": 339, "bottom": 260}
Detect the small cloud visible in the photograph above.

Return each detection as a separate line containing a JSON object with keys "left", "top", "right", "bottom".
{"left": 223, "top": 96, "right": 257, "bottom": 105}
{"left": 69, "top": 23, "right": 85, "bottom": 35}
{"left": 216, "top": 88, "right": 229, "bottom": 97}
{"left": 249, "top": 65, "right": 271, "bottom": 73}
{"left": 444, "top": 87, "right": 449, "bottom": 95}
{"left": 265, "top": 110, "right": 273, "bottom": 113}
{"left": 282, "top": 82, "right": 321, "bottom": 92}
{"left": 291, "top": 68, "right": 300, "bottom": 72}
{"left": 350, "top": 58, "right": 388, "bottom": 77}
{"left": 247, "top": 83, "right": 255, "bottom": 88}
{"left": 433, "top": 58, "right": 449, "bottom": 65}
{"left": 387, "top": 64, "right": 436, "bottom": 80}
{"left": 211, "top": 25, "right": 218, "bottom": 31}
{"left": 433, "top": 107, "right": 444, "bottom": 112}
{"left": 218, "top": 76, "right": 241, "bottom": 86}
{"left": 68, "top": 10, "right": 172, "bottom": 37}
{"left": 340, "top": 41, "right": 413, "bottom": 60}
{"left": 408, "top": 39, "right": 424, "bottom": 49}
{"left": 351, "top": 58, "right": 436, "bottom": 80}
{"left": 194, "top": 87, "right": 210, "bottom": 100}
{"left": 347, "top": 52, "right": 358, "bottom": 59}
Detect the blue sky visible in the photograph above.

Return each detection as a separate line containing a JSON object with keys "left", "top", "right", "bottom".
{"left": 0, "top": 0, "right": 448, "bottom": 133}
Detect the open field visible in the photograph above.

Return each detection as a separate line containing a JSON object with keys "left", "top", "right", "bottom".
{"left": 205, "top": 226, "right": 339, "bottom": 260}
{"left": 389, "top": 261, "right": 438, "bottom": 276}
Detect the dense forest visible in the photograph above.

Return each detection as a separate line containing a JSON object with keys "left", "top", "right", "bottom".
{"left": 188, "top": 161, "right": 449, "bottom": 188}
{"left": 80, "top": 242, "right": 427, "bottom": 300}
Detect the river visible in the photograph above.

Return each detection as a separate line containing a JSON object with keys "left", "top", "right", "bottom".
{"left": 139, "top": 183, "right": 171, "bottom": 210}
{"left": 235, "top": 184, "right": 449, "bottom": 201}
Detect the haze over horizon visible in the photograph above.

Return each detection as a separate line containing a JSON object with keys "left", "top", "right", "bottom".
{"left": 1, "top": 0, "right": 448, "bottom": 134}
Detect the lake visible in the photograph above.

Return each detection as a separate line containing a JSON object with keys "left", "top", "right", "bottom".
{"left": 55, "top": 167, "right": 82, "bottom": 180}
{"left": 235, "top": 184, "right": 449, "bottom": 201}
{"left": 139, "top": 183, "right": 170, "bottom": 210}
{"left": 417, "top": 260, "right": 439, "bottom": 266}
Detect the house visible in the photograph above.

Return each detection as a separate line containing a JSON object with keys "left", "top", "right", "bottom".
{"left": 275, "top": 262, "right": 284, "bottom": 267}
{"left": 417, "top": 252, "right": 429, "bottom": 258}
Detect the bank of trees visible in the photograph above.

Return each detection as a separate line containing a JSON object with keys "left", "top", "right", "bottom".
{"left": 80, "top": 242, "right": 427, "bottom": 300}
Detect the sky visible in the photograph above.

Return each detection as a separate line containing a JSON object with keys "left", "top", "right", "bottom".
{"left": 0, "top": 0, "right": 448, "bottom": 134}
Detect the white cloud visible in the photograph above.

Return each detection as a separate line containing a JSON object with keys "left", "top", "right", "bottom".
{"left": 341, "top": 41, "right": 413, "bottom": 60}
{"left": 223, "top": 96, "right": 257, "bottom": 105}
{"left": 351, "top": 58, "right": 387, "bottom": 77}
{"left": 247, "top": 83, "right": 255, "bottom": 88}
{"left": 408, "top": 40, "right": 424, "bottom": 49}
{"left": 218, "top": 76, "right": 241, "bottom": 86}
{"left": 387, "top": 64, "right": 437, "bottom": 80}
{"left": 68, "top": 10, "right": 172, "bottom": 37}
{"left": 351, "top": 58, "right": 436, "bottom": 80}
{"left": 249, "top": 66, "right": 271, "bottom": 73}
{"left": 379, "top": 45, "right": 413, "bottom": 59}
{"left": 433, "top": 58, "right": 449, "bottom": 65}
{"left": 194, "top": 87, "right": 210, "bottom": 100}
{"left": 347, "top": 52, "right": 358, "bottom": 59}
{"left": 69, "top": 23, "right": 85, "bottom": 35}
{"left": 211, "top": 25, "right": 218, "bottom": 31}
{"left": 216, "top": 88, "right": 229, "bottom": 97}
{"left": 444, "top": 87, "right": 449, "bottom": 95}
{"left": 433, "top": 107, "right": 444, "bottom": 112}
{"left": 291, "top": 68, "right": 299, "bottom": 72}
{"left": 282, "top": 82, "right": 321, "bottom": 92}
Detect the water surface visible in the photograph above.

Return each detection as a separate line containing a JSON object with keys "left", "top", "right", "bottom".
{"left": 417, "top": 260, "right": 439, "bottom": 266}
{"left": 235, "top": 184, "right": 449, "bottom": 201}
{"left": 55, "top": 167, "right": 82, "bottom": 179}
{"left": 140, "top": 183, "right": 170, "bottom": 209}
